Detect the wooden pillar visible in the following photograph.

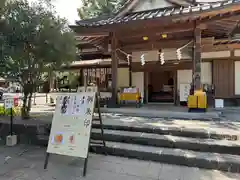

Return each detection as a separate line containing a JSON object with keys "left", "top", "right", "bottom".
{"left": 129, "top": 57, "right": 132, "bottom": 87}
{"left": 144, "top": 72, "right": 148, "bottom": 104}
{"left": 79, "top": 69, "right": 84, "bottom": 86}
{"left": 173, "top": 70, "right": 178, "bottom": 106}
{"left": 193, "top": 26, "right": 202, "bottom": 91}
{"left": 110, "top": 32, "right": 119, "bottom": 107}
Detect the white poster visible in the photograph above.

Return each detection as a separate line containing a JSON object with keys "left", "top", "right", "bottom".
{"left": 47, "top": 92, "right": 96, "bottom": 158}
{"left": 179, "top": 84, "right": 191, "bottom": 102}
{"left": 77, "top": 86, "right": 98, "bottom": 93}
{"left": 4, "top": 99, "right": 14, "bottom": 109}
{"left": 77, "top": 87, "right": 85, "bottom": 93}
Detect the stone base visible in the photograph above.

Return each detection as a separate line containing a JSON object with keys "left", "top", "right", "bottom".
{"left": 6, "top": 135, "right": 17, "bottom": 146}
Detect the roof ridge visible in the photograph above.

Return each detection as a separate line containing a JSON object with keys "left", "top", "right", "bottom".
{"left": 114, "top": 0, "right": 217, "bottom": 17}
{"left": 75, "top": 0, "right": 240, "bottom": 27}
{"left": 120, "top": 0, "right": 232, "bottom": 15}
{"left": 115, "top": 0, "right": 139, "bottom": 18}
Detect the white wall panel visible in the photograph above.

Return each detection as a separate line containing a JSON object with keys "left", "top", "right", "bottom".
{"left": 177, "top": 70, "right": 192, "bottom": 91}
{"left": 234, "top": 50, "right": 240, "bottom": 57}
{"left": 202, "top": 51, "right": 230, "bottom": 59}
{"left": 117, "top": 68, "right": 129, "bottom": 88}
{"left": 132, "top": 72, "right": 144, "bottom": 99}
{"left": 235, "top": 61, "right": 240, "bottom": 95}
{"left": 132, "top": 50, "right": 159, "bottom": 62}
{"left": 201, "top": 62, "right": 212, "bottom": 84}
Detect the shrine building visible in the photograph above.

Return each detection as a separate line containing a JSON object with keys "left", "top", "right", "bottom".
{"left": 68, "top": 0, "right": 240, "bottom": 107}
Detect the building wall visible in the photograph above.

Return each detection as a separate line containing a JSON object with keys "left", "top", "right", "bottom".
{"left": 130, "top": 61, "right": 212, "bottom": 102}
{"left": 201, "top": 62, "right": 212, "bottom": 85}
{"left": 117, "top": 68, "right": 129, "bottom": 88}
{"left": 132, "top": 50, "right": 159, "bottom": 62}
{"left": 132, "top": 50, "right": 231, "bottom": 63}
{"left": 235, "top": 61, "right": 240, "bottom": 95}
{"left": 213, "top": 59, "right": 234, "bottom": 98}
{"left": 132, "top": 72, "right": 144, "bottom": 100}
{"left": 177, "top": 69, "right": 192, "bottom": 91}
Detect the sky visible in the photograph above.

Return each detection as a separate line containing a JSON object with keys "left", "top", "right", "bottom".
{"left": 28, "top": 0, "right": 82, "bottom": 25}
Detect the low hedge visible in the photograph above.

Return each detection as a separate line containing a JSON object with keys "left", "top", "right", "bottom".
{"left": 0, "top": 106, "right": 21, "bottom": 116}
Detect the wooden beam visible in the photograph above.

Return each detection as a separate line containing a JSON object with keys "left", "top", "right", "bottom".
{"left": 197, "top": 10, "right": 240, "bottom": 25}
{"left": 116, "top": 23, "right": 206, "bottom": 40}
{"left": 229, "top": 21, "right": 240, "bottom": 37}
{"left": 87, "top": 37, "right": 105, "bottom": 44}
{"left": 122, "top": 39, "right": 192, "bottom": 52}
{"left": 70, "top": 25, "right": 111, "bottom": 36}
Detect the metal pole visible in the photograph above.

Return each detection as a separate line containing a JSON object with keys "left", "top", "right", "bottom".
{"left": 44, "top": 153, "right": 50, "bottom": 169}
{"left": 10, "top": 107, "right": 13, "bottom": 136}
{"left": 84, "top": 74, "right": 87, "bottom": 90}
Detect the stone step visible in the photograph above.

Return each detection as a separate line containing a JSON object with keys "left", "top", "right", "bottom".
{"left": 91, "top": 129, "right": 240, "bottom": 155}
{"left": 90, "top": 141, "right": 240, "bottom": 173}
{"left": 92, "top": 123, "right": 239, "bottom": 141}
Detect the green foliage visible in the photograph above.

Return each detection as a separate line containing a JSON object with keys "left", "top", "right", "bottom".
{"left": 57, "top": 71, "right": 80, "bottom": 89}
{"left": 1, "top": 0, "right": 76, "bottom": 83}
{"left": 78, "top": 0, "right": 125, "bottom": 19}
{"left": 0, "top": 0, "right": 76, "bottom": 118}
{"left": 68, "top": 72, "right": 80, "bottom": 89}
{"left": 0, "top": 106, "right": 21, "bottom": 116}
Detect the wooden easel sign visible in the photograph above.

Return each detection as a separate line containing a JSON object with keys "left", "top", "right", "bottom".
{"left": 44, "top": 92, "right": 97, "bottom": 176}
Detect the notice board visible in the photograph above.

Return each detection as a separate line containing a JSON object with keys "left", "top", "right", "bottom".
{"left": 46, "top": 92, "right": 96, "bottom": 158}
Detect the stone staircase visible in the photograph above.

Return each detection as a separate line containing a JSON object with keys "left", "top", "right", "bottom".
{"left": 90, "top": 121, "right": 240, "bottom": 173}
{"left": 1, "top": 117, "right": 240, "bottom": 173}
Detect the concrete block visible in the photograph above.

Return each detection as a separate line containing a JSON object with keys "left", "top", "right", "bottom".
{"left": 6, "top": 135, "right": 17, "bottom": 146}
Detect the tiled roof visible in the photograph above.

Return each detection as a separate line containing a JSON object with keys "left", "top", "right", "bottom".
{"left": 76, "top": 0, "right": 240, "bottom": 27}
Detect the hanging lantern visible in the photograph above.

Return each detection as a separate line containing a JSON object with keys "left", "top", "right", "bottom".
{"left": 143, "top": 36, "right": 149, "bottom": 41}
{"left": 162, "top": 34, "right": 167, "bottom": 39}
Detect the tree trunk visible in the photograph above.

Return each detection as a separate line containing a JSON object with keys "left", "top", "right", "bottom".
{"left": 27, "top": 92, "right": 33, "bottom": 113}
{"left": 21, "top": 93, "right": 29, "bottom": 119}
{"left": 33, "top": 92, "right": 36, "bottom": 105}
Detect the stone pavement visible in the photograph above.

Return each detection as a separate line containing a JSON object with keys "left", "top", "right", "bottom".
{"left": 29, "top": 104, "right": 220, "bottom": 120}
{"left": 0, "top": 145, "right": 240, "bottom": 180}
{"left": 23, "top": 104, "right": 240, "bottom": 137}
{"left": 99, "top": 114, "right": 240, "bottom": 137}
{"left": 98, "top": 107, "right": 221, "bottom": 120}
{"left": 3, "top": 92, "right": 240, "bottom": 120}
{"left": 2, "top": 109, "right": 240, "bottom": 138}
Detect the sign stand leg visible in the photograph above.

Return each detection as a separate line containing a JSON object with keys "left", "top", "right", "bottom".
{"left": 83, "top": 157, "right": 88, "bottom": 176}
{"left": 44, "top": 153, "right": 50, "bottom": 169}
{"left": 10, "top": 107, "right": 13, "bottom": 136}
{"left": 96, "top": 95, "right": 106, "bottom": 147}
